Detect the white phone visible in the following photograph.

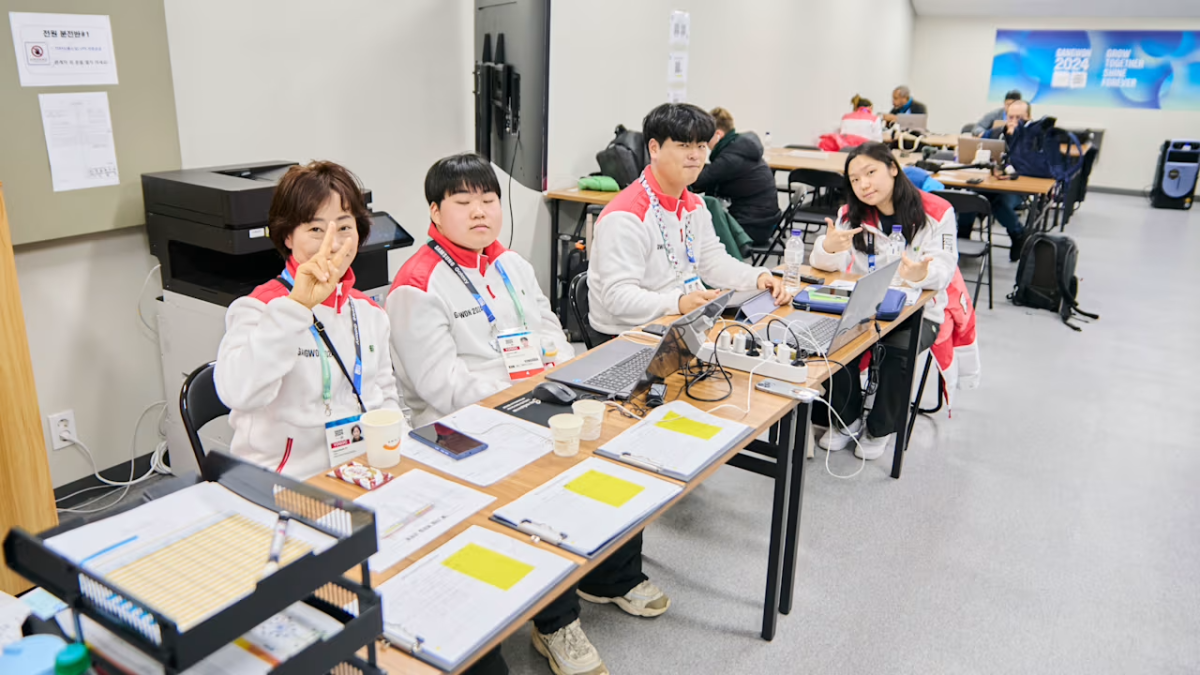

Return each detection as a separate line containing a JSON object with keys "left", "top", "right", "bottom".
{"left": 754, "top": 378, "right": 818, "bottom": 402}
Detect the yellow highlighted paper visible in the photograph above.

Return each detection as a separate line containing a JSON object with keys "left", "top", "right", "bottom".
{"left": 655, "top": 411, "right": 722, "bottom": 441}
{"left": 565, "top": 470, "right": 645, "bottom": 508}
{"left": 442, "top": 543, "right": 534, "bottom": 591}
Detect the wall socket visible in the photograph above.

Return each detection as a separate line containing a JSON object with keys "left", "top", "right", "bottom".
{"left": 49, "top": 410, "right": 77, "bottom": 450}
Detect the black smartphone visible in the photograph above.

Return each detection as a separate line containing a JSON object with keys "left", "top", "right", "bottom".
{"left": 967, "top": 177, "right": 985, "bottom": 185}
{"left": 647, "top": 383, "right": 668, "bottom": 407}
{"left": 642, "top": 324, "right": 669, "bottom": 336}
{"left": 409, "top": 423, "right": 488, "bottom": 460}
{"left": 809, "top": 286, "right": 852, "bottom": 298}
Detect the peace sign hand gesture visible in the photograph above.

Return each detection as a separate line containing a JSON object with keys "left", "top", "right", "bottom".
{"left": 289, "top": 224, "right": 354, "bottom": 310}
{"left": 820, "top": 218, "right": 862, "bottom": 255}
{"left": 898, "top": 252, "right": 931, "bottom": 284}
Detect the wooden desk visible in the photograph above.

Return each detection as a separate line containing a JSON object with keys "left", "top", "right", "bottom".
{"left": 308, "top": 271, "right": 932, "bottom": 674}
{"left": 935, "top": 170, "right": 1054, "bottom": 196}
{"left": 0, "top": 182, "right": 59, "bottom": 595}
{"left": 765, "top": 147, "right": 920, "bottom": 175}
{"left": 544, "top": 187, "right": 618, "bottom": 313}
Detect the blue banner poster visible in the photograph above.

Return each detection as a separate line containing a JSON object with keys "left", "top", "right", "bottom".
{"left": 989, "top": 30, "right": 1200, "bottom": 109}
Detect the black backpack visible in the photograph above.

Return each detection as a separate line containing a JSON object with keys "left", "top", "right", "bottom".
{"left": 1008, "top": 233, "right": 1098, "bottom": 331}
{"left": 1007, "top": 116, "right": 1083, "bottom": 183}
{"left": 595, "top": 125, "right": 648, "bottom": 188}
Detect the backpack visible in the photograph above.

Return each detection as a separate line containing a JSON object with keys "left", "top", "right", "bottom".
{"left": 1008, "top": 233, "right": 1099, "bottom": 331}
{"left": 1007, "top": 116, "right": 1083, "bottom": 183}
{"left": 595, "top": 125, "right": 648, "bottom": 188}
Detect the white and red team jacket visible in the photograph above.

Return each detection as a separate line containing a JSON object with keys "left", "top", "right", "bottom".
{"left": 810, "top": 191, "right": 959, "bottom": 325}
{"left": 587, "top": 167, "right": 768, "bottom": 335}
{"left": 386, "top": 226, "right": 575, "bottom": 428}
{"left": 839, "top": 108, "right": 884, "bottom": 142}
{"left": 215, "top": 259, "right": 404, "bottom": 480}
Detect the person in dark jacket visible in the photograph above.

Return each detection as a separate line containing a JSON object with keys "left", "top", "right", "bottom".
{"left": 882, "top": 85, "right": 928, "bottom": 123}
{"left": 691, "top": 107, "right": 782, "bottom": 245}
{"left": 959, "top": 99, "right": 1031, "bottom": 259}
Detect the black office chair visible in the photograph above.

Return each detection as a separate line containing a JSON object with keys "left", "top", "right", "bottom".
{"left": 960, "top": 123, "right": 976, "bottom": 134}
{"left": 931, "top": 190, "right": 993, "bottom": 309}
{"left": 179, "top": 361, "right": 229, "bottom": 474}
{"left": 568, "top": 271, "right": 608, "bottom": 350}
{"left": 760, "top": 168, "right": 844, "bottom": 262}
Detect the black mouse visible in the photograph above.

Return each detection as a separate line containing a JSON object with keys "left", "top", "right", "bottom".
{"left": 531, "top": 381, "right": 578, "bottom": 405}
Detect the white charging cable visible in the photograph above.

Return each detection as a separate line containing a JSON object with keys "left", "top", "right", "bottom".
{"left": 57, "top": 402, "right": 172, "bottom": 515}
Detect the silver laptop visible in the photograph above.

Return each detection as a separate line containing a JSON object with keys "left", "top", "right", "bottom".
{"left": 761, "top": 259, "right": 901, "bottom": 356}
{"left": 957, "top": 136, "right": 1005, "bottom": 164}
{"left": 548, "top": 291, "right": 732, "bottom": 398}
{"left": 894, "top": 113, "right": 928, "bottom": 132}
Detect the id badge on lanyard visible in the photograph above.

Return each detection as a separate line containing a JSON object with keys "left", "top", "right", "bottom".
{"left": 640, "top": 176, "right": 699, "bottom": 294}
{"left": 325, "top": 414, "right": 365, "bottom": 467}
{"left": 429, "top": 242, "right": 528, "bottom": 354}
{"left": 496, "top": 327, "right": 545, "bottom": 380}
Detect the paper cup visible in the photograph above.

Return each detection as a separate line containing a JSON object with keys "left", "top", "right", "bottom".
{"left": 571, "top": 400, "right": 607, "bottom": 441}
{"left": 362, "top": 409, "right": 403, "bottom": 468}
{"left": 548, "top": 413, "right": 584, "bottom": 458}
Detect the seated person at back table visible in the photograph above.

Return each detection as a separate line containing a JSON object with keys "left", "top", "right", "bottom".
{"left": 588, "top": 102, "right": 792, "bottom": 337}
{"left": 214, "top": 161, "right": 406, "bottom": 479}
{"left": 882, "top": 85, "right": 928, "bottom": 124}
{"left": 839, "top": 94, "right": 884, "bottom": 142}
{"left": 387, "top": 152, "right": 664, "bottom": 675}
{"left": 810, "top": 142, "right": 957, "bottom": 460}
{"left": 959, "top": 99, "right": 1032, "bottom": 259}
{"left": 972, "top": 89, "right": 1022, "bottom": 137}
{"left": 689, "top": 106, "right": 782, "bottom": 245}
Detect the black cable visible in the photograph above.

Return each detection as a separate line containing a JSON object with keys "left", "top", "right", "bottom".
{"left": 684, "top": 323, "right": 761, "bottom": 403}
{"left": 506, "top": 129, "right": 522, "bottom": 250}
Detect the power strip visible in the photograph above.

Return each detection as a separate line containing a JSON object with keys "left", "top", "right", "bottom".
{"left": 696, "top": 343, "right": 809, "bottom": 383}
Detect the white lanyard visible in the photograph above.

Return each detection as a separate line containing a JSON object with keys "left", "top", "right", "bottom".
{"left": 639, "top": 175, "right": 696, "bottom": 285}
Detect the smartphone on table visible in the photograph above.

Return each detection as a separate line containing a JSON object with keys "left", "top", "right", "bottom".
{"left": 409, "top": 423, "right": 488, "bottom": 460}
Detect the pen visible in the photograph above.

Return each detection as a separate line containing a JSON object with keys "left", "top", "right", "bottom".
{"left": 382, "top": 504, "right": 434, "bottom": 538}
{"left": 260, "top": 511, "right": 291, "bottom": 578}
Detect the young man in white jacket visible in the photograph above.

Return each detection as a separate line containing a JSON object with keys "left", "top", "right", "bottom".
{"left": 588, "top": 103, "right": 791, "bottom": 337}
{"left": 215, "top": 162, "right": 405, "bottom": 480}
{"left": 809, "top": 142, "right": 958, "bottom": 460}
{"left": 387, "top": 153, "right": 665, "bottom": 675}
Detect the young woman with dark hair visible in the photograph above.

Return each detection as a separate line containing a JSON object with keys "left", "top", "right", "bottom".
{"left": 809, "top": 142, "right": 958, "bottom": 460}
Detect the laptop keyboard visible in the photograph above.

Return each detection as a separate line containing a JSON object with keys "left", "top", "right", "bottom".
{"left": 797, "top": 317, "right": 839, "bottom": 353}
{"left": 582, "top": 347, "right": 655, "bottom": 392}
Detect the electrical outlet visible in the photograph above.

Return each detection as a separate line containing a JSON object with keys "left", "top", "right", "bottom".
{"left": 49, "top": 410, "right": 76, "bottom": 450}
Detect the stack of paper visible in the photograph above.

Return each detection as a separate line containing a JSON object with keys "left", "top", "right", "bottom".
{"left": 596, "top": 401, "right": 754, "bottom": 481}
{"left": 377, "top": 525, "right": 575, "bottom": 671}
{"left": 355, "top": 469, "right": 496, "bottom": 572}
{"left": 402, "top": 405, "right": 553, "bottom": 486}
{"left": 493, "top": 457, "right": 682, "bottom": 557}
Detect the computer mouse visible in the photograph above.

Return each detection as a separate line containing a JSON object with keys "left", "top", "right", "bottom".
{"left": 531, "top": 381, "right": 578, "bottom": 405}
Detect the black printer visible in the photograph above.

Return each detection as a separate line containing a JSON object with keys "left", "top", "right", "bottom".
{"left": 144, "top": 162, "right": 413, "bottom": 306}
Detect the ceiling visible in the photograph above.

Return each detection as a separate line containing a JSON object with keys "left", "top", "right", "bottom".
{"left": 912, "top": 0, "right": 1200, "bottom": 18}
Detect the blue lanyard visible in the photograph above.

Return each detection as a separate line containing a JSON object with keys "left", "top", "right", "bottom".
{"left": 279, "top": 269, "right": 364, "bottom": 412}
{"left": 428, "top": 242, "right": 527, "bottom": 328}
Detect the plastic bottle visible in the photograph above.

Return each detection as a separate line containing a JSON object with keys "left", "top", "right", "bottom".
{"left": 54, "top": 643, "right": 96, "bottom": 675}
{"left": 763, "top": 130, "right": 773, "bottom": 150}
{"left": 782, "top": 228, "right": 806, "bottom": 295}
{"left": 887, "top": 224, "right": 906, "bottom": 260}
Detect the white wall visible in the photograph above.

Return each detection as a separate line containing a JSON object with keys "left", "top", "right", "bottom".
{"left": 911, "top": 16, "right": 1200, "bottom": 193}
{"left": 164, "top": 0, "right": 476, "bottom": 279}
{"left": 14, "top": 228, "right": 167, "bottom": 487}
{"left": 547, "top": 0, "right": 915, "bottom": 190}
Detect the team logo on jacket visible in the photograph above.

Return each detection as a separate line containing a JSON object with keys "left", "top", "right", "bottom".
{"left": 453, "top": 306, "right": 484, "bottom": 320}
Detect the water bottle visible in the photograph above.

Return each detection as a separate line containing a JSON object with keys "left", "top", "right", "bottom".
{"left": 782, "top": 229, "right": 806, "bottom": 295}
{"left": 763, "top": 130, "right": 773, "bottom": 150}
{"left": 887, "top": 224, "right": 906, "bottom": 260}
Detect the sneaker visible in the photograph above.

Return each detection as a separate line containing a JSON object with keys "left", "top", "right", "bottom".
{"left": 532, "top": 619, "right": 608, "bottom": 675}
{"left": 818, "top": 417, "right": 864, "bottom": 451}
{"left": 854, "top": 432, "right": 894, "bottom": 460}
{"left": 577, "top": 580, "right": 671, "bottom": 618}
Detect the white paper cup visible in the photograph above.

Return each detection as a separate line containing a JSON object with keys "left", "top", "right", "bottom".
{"left": 362, "top": 409, "right": 403, "bottom": 468}
{"left": 572, "top": 400, "right": 606, "bottom": 441}
{"left": 548, "top": 413, "right": 584, "bottom": 458}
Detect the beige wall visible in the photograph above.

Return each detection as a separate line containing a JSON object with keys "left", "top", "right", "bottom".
{"left": 911, "top": 16, "right": 1200, "bottom": 193}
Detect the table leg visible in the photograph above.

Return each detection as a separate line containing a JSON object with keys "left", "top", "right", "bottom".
{"left": 761, "top": 408, "right": 795, "bottom": 640}
{"left": 779, "top": 401, "right": 810, "bottom": 615}
{"left": 889, "top": 306, "right": 926, "bottom": 480}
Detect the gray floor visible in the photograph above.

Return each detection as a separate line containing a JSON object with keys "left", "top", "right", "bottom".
{"left": 502, "top": 193, "right": 1200, "bottom": 674}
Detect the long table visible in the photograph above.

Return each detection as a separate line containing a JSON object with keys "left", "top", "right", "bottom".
{"left": 308, "top": 271, "right": 933, "bottom": 674}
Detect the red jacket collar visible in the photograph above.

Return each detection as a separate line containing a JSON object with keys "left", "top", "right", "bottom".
{"left": 427, "top": 224, "right": 507, "bottom": 275}
{"left": 284, "top": 256, "right": 356, "bottom": 311}
{"left": 641, "top": 167, "right": 700, "bottom": 215}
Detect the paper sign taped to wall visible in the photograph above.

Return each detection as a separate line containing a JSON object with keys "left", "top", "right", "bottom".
{"left": 38, "top": 92, "right": 121, "bottom": 192}
{"left": 9, "top": 12, "right": 119, "bottom": 87}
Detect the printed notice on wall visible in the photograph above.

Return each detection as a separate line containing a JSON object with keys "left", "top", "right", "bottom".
{"left": 668, "top": 11, "right": 690, "bottom": 46}
{"left": 38, "top": 92, "right": 120, "bottom": 192}
{"left": 9, "top": 12, "right": 119, "bottom": 87}
{"left": 667, "top": 51, "right": 688, "bottom": 84}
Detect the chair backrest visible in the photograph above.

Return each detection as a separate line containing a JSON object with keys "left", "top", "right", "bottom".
{"left": 179, "top": 362, "right": 229, "bottom": 472}
{"left": 960, "top": 123, "right": 975, "bottom": 133}
{"left": 787, "top": 168, "right": 844, "bottom": 191}
{"left": 931, "top": 189, "right": 991, "bottom": 221}
{"left": 568, "top": 271, "right": 601, "bottom": 350}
